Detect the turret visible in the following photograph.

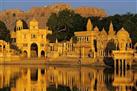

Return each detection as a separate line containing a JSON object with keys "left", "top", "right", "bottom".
{"left": 55, "top": 38, "right": 58, "bottom": 44}
{"left": 117, "top": 27, "right": 130, "bottom": 51}
{"left": 108, "top": 21, "right": 115, "bottom": 35}
{"left": 29, "top": 18, "right": 38, "bottom": 30}
{"left": 16, "top": 20, "right": 23, "bottom": 31}
{"left": 94, "top": 26, "right": 99, "bottom": 33}
{"left": 86, "top": 18, "right": 93, "bottom": 31}
{"left": 101, "top": 27, "right": 107, "bottom": 36}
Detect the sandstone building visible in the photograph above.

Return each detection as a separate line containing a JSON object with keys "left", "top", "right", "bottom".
{"left": 10, "top": 17, "right": 133, "bottom": 60}
{"left": 11, "top": 19, "right": 52, "bottom": 58}
{"left": 49, "top": 18, "right": 132, "bottom": 60}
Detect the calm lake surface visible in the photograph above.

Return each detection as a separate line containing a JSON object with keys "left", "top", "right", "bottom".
{"left": 0, "top": 65, "right": 137, "bottom": 91}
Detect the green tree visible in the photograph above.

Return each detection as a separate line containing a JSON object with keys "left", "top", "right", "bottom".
{"left": 0, "top": 21, "right": 11, "bottom": 42}
{"left": 47, "top": 9, "right": 86, "bottom": 41}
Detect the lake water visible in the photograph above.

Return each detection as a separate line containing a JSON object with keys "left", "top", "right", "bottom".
{"left": 0, "top": 65, "right": 137, "bottom": 91}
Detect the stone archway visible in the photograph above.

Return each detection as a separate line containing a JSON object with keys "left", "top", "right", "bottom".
{"left": 41, "top": 50, "right": 45, "bottom": 57}
{"left": 23, "top": 50, "right": 27, "bottom": 58}
{"left": 30, "top": 43, "right": 38, "bottom": 58}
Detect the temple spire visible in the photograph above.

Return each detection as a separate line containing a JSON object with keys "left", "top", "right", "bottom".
{"left": 94, "top": 26, "right": 99, "bottom": 32}
{"left": 56, "top": 38, "right": 58, "bottom": 43}
{"left": 101, "top": 27, "right": 107, "bottom": 36}
{"left": 86, "top": 18, "right": 93, "bottom": 31}
{"left": 108, "top": 21, "right": 115, "bottom": 35}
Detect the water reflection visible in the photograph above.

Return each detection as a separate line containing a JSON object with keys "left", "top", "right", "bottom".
{"left": 0, "top": 65, "right": 137, "bottom": 91}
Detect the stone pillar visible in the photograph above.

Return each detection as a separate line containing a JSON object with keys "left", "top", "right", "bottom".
{"left": 67, "top": 43, "right": 68, "bottom": 52}
{"left": 103, "top": 50, "right": 105, "bottom": 57}
{"left": 118, "top": 60, "right": 120, "bottom": 76}
{"left": 27, "top": 69, "right": 31, "bottom": 91}
{"left": 38, "top": 69, "right": 41, "bottom": 82}
{"left": 82, "top": 47, "right": 84, "bottom": 59}
{"left": 102, "top": 50, "right": 103, "bottom": 57}
{"left": 27, "top": 69, "right": 31, "bottom": 80}
{"left": 125, "top": 60, "right": 127, "bottom": 70}
{"left": 114, "top": 59, "right": 117, "bottom": 75}
{"left": 1, "top": 45, "right": 3, "bottom": 52}
{"left": 94, "top": 51, "right": 96, "bottom": 58}
{"left": 1, "top": 45, "right": 3, "bottom": 56}
{"left": 122, "top": 86, "right": 126, "bottom": 91}
{"left": 28, "top": 47, "right": 31, "bottom": 58}
{"left": 100, "top": 50, "right": 101, "bottom": 57}
{"left": 122, "top": 59, "right": 124, "bottom": 77}
{"left": 129, "top": 61, "right": 132, "bottom": 69}
{"left": 38, "top": 44, "right": 41, "bottom": 58}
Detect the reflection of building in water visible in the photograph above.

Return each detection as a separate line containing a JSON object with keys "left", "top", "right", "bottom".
{"left": 0, "top": 66, "right": 20, "bottom": 89}
{"left": 80, "top": 67, "right": 97, "bottom": 91}
{"left": 113, "top": 69, "right": 134, "bottom": 91}
{"left": 112, "top": 28, "right": 134, "bottom": 91}
{"left": 4, "top": 66, "right": 137, "bottom": 91}
{"left": 46, "top": 67, "right": 109, "bottom": 91}
{"left": 11, "top": 68, "right": 47, "bottom": 91}
{"left": 2, "top": 66, "right": 111, "bottom": 91}
{"left": 96, "top": 68, "right": 108, "bottom": 91}
{"left": 46, "top": 67, "right": 81, "bottom": 89}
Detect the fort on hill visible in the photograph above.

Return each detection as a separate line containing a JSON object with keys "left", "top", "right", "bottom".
{"left": 0, "top": 3, "right": 107, "bottom": 32}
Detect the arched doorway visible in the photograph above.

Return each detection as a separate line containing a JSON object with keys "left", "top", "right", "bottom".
{"left": 23, "top": 50, "right": 27, "bottom": 58}
{"left": 31, "top": 43, "right": 38, "bottom": 58}
{"left": 41, "top": 50, "right": 45, "bottom": 57}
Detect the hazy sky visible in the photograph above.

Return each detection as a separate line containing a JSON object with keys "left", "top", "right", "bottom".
{"left": 0, "top": 0, "right": 137, "bottom": 15}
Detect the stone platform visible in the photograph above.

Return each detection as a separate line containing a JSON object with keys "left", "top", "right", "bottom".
{"left": 0, "top": 57, "right": 106, "bottom": 67}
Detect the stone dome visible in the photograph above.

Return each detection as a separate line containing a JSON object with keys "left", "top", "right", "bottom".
{"left": 100, "top": 28, "right": 107, "bottom": 35}
{"left": 29, "top": 18, "right": 38, "bottom": 29}
{"left": 94, "top": 26, "right": 99, "bottom": 32}
{"left": 30, "top": 18, "right": 38, "bottom": 25}
{"left": 16, "top": 20, "right": 23, "bottom": 26}
{"left": 117, "top": 27, "right": 129, "bottom": 38}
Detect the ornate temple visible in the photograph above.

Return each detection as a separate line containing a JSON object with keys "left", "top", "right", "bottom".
{"left": 49, "top": 18, "right": 133, "bottom": 61}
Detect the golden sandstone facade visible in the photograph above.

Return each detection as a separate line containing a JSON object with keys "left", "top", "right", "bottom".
{"left": 11, "top": 19, "right": 52, "bottom": 58}
{"left": 9, "top": 18, "right": 133, "bottom": 60}
{"left": 57, "top": 18, "right": 132, "bottom": 59}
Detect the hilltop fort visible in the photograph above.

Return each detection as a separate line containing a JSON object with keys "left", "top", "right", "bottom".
{"left": 0, "top": 3, "right": 107, "bottom": 31}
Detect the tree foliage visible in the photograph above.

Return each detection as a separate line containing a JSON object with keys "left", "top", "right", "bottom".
{"left": 47, "top": 9, "right": 86, "bottom": 41}
{"left": 47, "top": 10, "right": 137, "bottom": 44}
{"left": 0, "top": 21, "right": 11, "bottom": 42}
